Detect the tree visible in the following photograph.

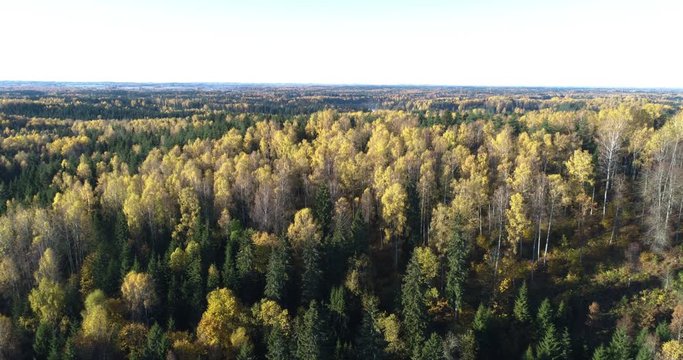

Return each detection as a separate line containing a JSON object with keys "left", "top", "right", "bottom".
{"left": 207, "top": 263, "right": 221, "bottom": 291}
{"left": 607, "top": 328, "right": 632, "bottom": 359}
{"left": 0, "top": 315, "right": 18, "bottom": 359}
{"left": 381, "top": 182, "right": 407, "bottom": 268}
{"left": 514, "top": 282, "right": 531, "bottom": 323}
{"left": 402, "top": 251, "right": 427, "bottom": 354}
{"left": 35, "top": 248, "right": 60, "bottom": 283}
{"left": 29, "top": 278, "right": 66, "bottom": 325}
{"left": 672, "top": 304, "right": 683, "bottom": 341}
{"left": 81, "top": 290, "right": 117, "bottom": 351}
{"left": 301, "top": 240, "right": 322, "bottom": 305}
{"left": 287, "top": 208, "right": 322, "bottom": 251}
{"left": 121, "top": 271, "right": 157, "bottom": 321}
{"left": 267, "top": 324, "right": 290, "bottom": 360}
{"left": 119, "top": 323, "right": 148, "bottom": 359}
{"left": 417, "top": 332, "right": 444, "bottom": 360}
{"left": 34, "top": 320, "right": 54, "bottom": 359}
{"left": 143, "top": 322, "right": 170, "bottom": 360}
{"left": 355, "top": 297, "right": 385, "bottom": 360}
{"left": 536, "top": 324, "right": 562, "bottom": 360}
{"left": 660, "top": 340, "right": 683, "bottom": 360}
{"left": 314, "top": 185, "right": 333, "bottom": 235}
{"left": 595, "top": 107, "right": 630, "bottom": 218}
{"left": 592, "top": 345, "right": 608, "bottom": 360}
{"left": 265, "top": 242, "right": 290, "bottom": 302}
{"left": 296, "top": 300, "right": 327, "bottom": 360}
{"left": 537, "top": 298, "right": 554, "bottom": 332}
{"left": 506, "top": 192, "right": 530, "bottom": 256}
{"left": 237, "top": 339, "right": 256, "bottom": 360}
{"left": 197, "top": 288, "right": 243, "bottom": 350}
{"left": 445, "top": 230, "right": 468, "bottom": 315}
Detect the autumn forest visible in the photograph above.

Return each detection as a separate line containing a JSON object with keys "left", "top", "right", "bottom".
{"left": 1, "top": 84, "right": 683, "bottom": 360}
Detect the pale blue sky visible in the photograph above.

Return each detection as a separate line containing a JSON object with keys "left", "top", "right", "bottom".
{"left": 1, "top": 0, "right": 681, "bottom": 87}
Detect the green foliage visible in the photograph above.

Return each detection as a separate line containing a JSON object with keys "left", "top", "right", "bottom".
{"left": 416, "top": 332, "right": 444, "bottom": 360}
{"left": 445, "top": 230, "right": 468, "bottom": 313}
{"left": 607, "top": 328, "right": 632, "bottom": 360}
{"left": 402, "top": 252, "right": 427, "bottom": 354}
{"left": 592, "top": 345, "right": 608, "bottom": 360}
{"left": 514, "top": 282, "right": 531, "bottom": 323}
{"left": 265, "top": 242, "right": 290, "bottom": 302}
{"left": 301, "top": 240, "right": 322, "bottom": 305}
{"left": 267, "top": 324, "right": 290, "bottom": 360}
{"left": 296, "top": 300, "right": 327, "bottom": 360}
{"left": 314, "top": 185, "right": 333, "bottom": 235}
{"left": 537, "top": 298, "right": 554, "bottom": 332}
{"left": 536, "top": 324, "right": 563, "bottom": 360}
{"left": 355, "top": 298, "right": 385, "bottom": 360}
{"left": 143, "top": 323, "right": 170, "bottom": 360}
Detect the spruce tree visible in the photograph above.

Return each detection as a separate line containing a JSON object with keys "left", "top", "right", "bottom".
{"left": 301, "top": 240, "right": 322, "bottom": 305}
{"left": 33, "top": 321, "right": 52, "bottom": 360}
{"left": 560, "top": 327, "right": 571, "bottom": 359}
{"left": 267, "top": 324, "right": 290, "bottom": 360}
{"left": 537, "top": 298, "right": 554, "bottom": 332}
{"left": 223, "top": 230, "right": 239, "bottom": 289}
{"left": 237, "top": 340, "right": 256, "bottom": 360}
{"left": 265, "top": 242, "right": 290, "bottom": 302}
{"left": 514, "top": 282, "right": 531, "bottom": 323}
{"left": 607, "top": 328, "right": 632, "bottom": 360}
{"left": 143, "top": 322, "right": 170, "bottom": 360}
{"left": 417, "top": 332, "right": 444, "bottom": 360}
{"left": 536, "top": 324, "right": 562, "bottom": 360}
{"left": 592, "top": 345, "right": 608, "bottom": 360}
{"left": 328, "top": 286, "right": 348, "bottom": 339}
{"left": 355, "top": 298, "right": 385, "bottom": 360}
{"left": 402, "top": 252, "right": 427, "bottom": 355}
{"left": 296, "top": 300, "right": 327, "bottom": 360}
{"left": 445, "top": 230, "right": 468, "bottom": 314}
{"left": 314, "top": 185, "right": 333, "bottom": 235}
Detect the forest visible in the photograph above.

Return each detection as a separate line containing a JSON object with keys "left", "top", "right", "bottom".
{"left": 0, "top": 84, "right": 682, "bottom": 359}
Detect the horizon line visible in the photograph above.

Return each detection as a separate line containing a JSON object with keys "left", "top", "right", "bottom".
{"left": 1, "top": 80, "right": 682, "bottom": 91}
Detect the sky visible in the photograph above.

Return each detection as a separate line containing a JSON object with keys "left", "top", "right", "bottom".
{"left": 1, "top": 0, "right": 681, "bottom": 87}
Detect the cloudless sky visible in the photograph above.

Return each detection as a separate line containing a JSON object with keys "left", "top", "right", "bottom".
{"left": 1, "top": 0, "right": 681, "bottom": 87}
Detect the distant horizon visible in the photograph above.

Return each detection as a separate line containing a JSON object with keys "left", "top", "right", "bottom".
{"left": 1, "top": 80, "right": 682, "bottom": 92}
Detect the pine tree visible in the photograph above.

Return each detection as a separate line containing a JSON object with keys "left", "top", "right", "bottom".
{"left": 265, "top": 242, "right": 290, "bottom": 302}
{"left": 445, "top": 230, "right": 468, "bottom": 314}
{"left": 607, "top": 328, "right": 632, "bottom": 360}
{"left": 514, "top": 282, "right": 531, "bottom": 323}
{"left": 267, "top": 324, "right": 290, "bottom": 360}
{"left": 301, "top": 240, "right": 322, "bottom": 305}
{"left": 402, "top": 252, "right": 427, "bottom": 354}
{"left": 536, "top": 324, "right": 562, "bottom": 360}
